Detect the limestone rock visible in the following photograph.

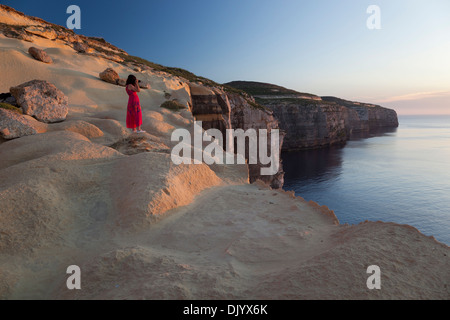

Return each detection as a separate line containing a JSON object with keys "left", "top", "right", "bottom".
{"left": 72, "top": 41, "right": 89, "bottom": 53}
{"left": 138, "top": 81, "right": 150, "bottom": 89}
{"left": 109, "top": 136, "right": 170, "bottom": 155}
{"left": 117, "top": 79, "right": 127, "bottom": 87}
{"left": 28, "top": 47, "right": 53, "bottom": 64}
{"left": 90, "top": 52, "right": 124, "bottom": 63}
{"left": 48, "top": 120, "right": 104, "bottom": 139}
{"left": 226, "top": 82, "right": 399, "bottom": 151}
{"left": 25, "top": 26, "right": 57, "bottom": 40}
{"left": 189, "top": 83, "right": 285, "bottom": 189}
{"left": 3, "top": 29, "right": 33, "bottom": 42}
{"left": 99, "top": 68, "right": 119, "bottom": 84}
{"left": 141, "top": 65, "right": 152, "bottom": 71}
{"left": 265, "top": 101, "right": 351, "bottom": 150}
{"left": 0, "top": 108, "right": 47, "bottom": 139}
{"left": 265, "top": 99, "right": 399, "bottom": 151}
{"left": 56, "top": 31, "right": 80, "bottom": 43}
{"left": 321, "top": 96, "right": 399, "bottom": 128}
{"left": 10, "top": 80, "right": 69, "bottom": 123}
{"left": 227, "top": 92, "right": 285, "bottom": 188}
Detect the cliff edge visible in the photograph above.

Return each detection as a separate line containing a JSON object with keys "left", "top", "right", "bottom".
{"left": 226, "top": 81, "right": 399, "bottom": 151}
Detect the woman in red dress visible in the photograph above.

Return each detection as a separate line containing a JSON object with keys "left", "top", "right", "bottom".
{"left": 125, "top": 75, "right": 144, "bottom": 133}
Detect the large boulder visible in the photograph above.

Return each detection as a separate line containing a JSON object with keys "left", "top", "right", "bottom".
{"left": 99, "top": 68, "right": 120, "bottom": 84}
{"left": 138, "top": 81, "right": 150, "bottom": 89}
{"left": 10, "top": 80, "right": 69, "bottom": 123}
{"left": 28, "top": 47, "right": 53, "bottom": 64}
{"left": 72, "top": 41, "right": 89, "bottom": 53}
{"left": 117, "top": 79, "right": 127, "bottom": 87}
{"left": 0, "top": 108, "right": 47, "bottom": 139}
{"left": 25, "top": 26, "right": 57, "bottom": 40}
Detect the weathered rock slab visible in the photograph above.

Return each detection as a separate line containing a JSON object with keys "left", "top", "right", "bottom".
{"left": 10, "top": 80, "right": 69, "bottom": 123}
{"left": 25, "top": 26, "right": 57, "bottom": 40}
{"left": 138, "top": 81, "right": 150, "bottom": 89}
{"left": 72, "top": 41, "right": 89, "bottom": 53}
{"left": 117, "top": 79, "right": 127, "bottom": 87}
{"left": 3, "top": 29, "right": 33, "bottom": 42}
{"left": 0, "top": 108, "right": 47, "bottom": 139}
{"left": 99, "top": 68, "right": 119, "bottom": 84}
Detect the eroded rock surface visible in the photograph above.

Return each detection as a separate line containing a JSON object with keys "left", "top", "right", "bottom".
{"left": 0, "top": 108, "right": 47, "bottom": 139}
{"left": 10, "top": 80, "right": 68, "bottom": 123}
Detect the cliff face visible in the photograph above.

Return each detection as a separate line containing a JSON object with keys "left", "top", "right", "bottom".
{"left": 261, "top": 100, "right": 351, "bottom": 150}
{"left": 226, "top": 82, "right": 399, "bottom": 151}
{"left": 264, "top": 99, "right": 398, "bottom": 151}
{"left": 226, "top": 92, "right": 285, "bottom": 189}
{"left": 187, "top": 84, "right": 231, "bottom": 137}
{"left": 188, "top": 84, "right": 285, "bottom": 189}
{"left": 321, "top": 96, "right": 399, "bottom": 130}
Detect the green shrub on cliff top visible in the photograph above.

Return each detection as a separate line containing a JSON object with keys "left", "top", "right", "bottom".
{"left": 225, "top": 81, "right": 318, "bottom": 99}
{"left": 0, "top": 103, "right": 22, "bottom": 114}
{"left": 120, "top": 54, "right": 219, "bottom": 86}
{"left": 247, "top": 100, "right": 270, "bottom": 112}
{"left": 160, "top": 100, "right": 187, "bottom": 111}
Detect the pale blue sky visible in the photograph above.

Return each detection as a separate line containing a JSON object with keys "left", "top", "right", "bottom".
{"left": 3, "top": 0, "right": 450, "bottom": 114}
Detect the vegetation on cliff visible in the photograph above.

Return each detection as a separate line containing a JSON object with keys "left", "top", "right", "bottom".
{"left": 0, "top": 102, "right": 22, "bottom": 114}
{"left": 226, "top": 81, "right": 319, "bottom": 99}
{"left": 226, "top": 81, "right": 399, "bottom": 151}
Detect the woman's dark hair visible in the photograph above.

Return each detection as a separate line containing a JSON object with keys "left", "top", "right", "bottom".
{"left": 126, "top": 75, "right": 137, "bottom": 86}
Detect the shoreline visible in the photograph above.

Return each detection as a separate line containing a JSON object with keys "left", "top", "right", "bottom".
{"left": 281, "top": 117, "right": 450, "bottom": 246}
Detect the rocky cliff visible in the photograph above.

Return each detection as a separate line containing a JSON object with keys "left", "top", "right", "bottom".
{"left": 321, "top": 96, "right": 399, "bottom": 130}
{"left": 188, "top": 83, "right": 285, "bottom": 189}
{"left": 226, "top": 91, "right": 285, "bottom": 189}
{"left": 226, "top": 81, "right": 399, "bottom": 151}
{"left": 262, "top": 99, "right": 353, "bottom": 150}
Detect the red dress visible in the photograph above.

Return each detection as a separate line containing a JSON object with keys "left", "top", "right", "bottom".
{"left": 126, "top": 86, "right": 142, "bottom": 129}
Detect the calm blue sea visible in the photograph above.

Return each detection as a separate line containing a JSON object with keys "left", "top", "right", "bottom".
{"left": 282, "top": 115, "right": 450, "bottom": 245}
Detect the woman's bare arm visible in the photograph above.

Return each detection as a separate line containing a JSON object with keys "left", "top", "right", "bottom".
{"left": 134, "top": 79, "right": 141, "bottom": 92}
{"left": 127, "top": 82, "right": 140, "bottom": 92}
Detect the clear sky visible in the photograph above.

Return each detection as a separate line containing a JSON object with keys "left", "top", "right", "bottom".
{"left": 3, "top": 0, "right": 450, "bottom": 115}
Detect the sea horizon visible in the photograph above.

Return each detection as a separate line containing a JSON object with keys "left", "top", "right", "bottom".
{"left": 283, "top": 114, "right": 450, "bottom": 245}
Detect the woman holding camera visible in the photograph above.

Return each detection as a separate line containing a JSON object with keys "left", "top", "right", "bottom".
{"left": 125, "top": 75, "right": 145, "bottom": 133}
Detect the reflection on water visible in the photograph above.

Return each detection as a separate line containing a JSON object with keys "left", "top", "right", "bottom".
{"left": 349, "top": 126, "right": 398, "bottom": 140}
{"left": 282, "top": 145, "right": 344, "bottom": 184}
{"left": 282, "top": 127, "right": 397, "bottom": 186}
{"left": 282, "top": 117, "right": 450, "bottom": 245}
